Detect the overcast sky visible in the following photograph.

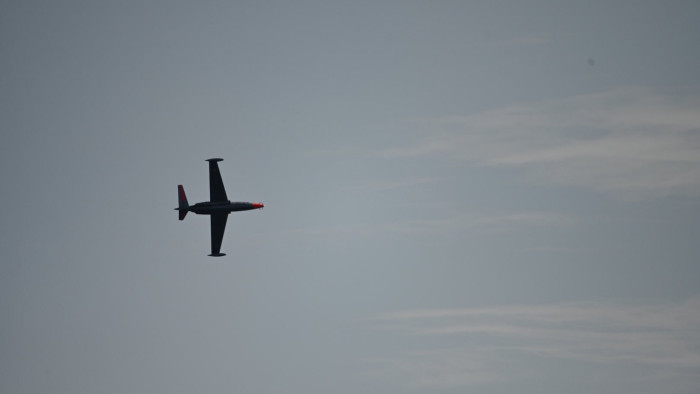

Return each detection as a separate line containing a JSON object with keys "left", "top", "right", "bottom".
{"left": 2, "top": 1, "right": 700, "bottom": 393}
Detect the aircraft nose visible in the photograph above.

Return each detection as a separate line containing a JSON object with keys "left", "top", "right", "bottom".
{"left": 253, "top": 202, "right": 264, "bottom": 209}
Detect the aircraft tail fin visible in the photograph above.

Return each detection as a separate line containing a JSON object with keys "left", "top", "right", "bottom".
{"left": 177, "top": 185, "right": 189, "bottom": 220}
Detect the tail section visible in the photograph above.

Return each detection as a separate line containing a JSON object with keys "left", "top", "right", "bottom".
{"left": 177, "top": 185, "right": 189, "bottom": 220}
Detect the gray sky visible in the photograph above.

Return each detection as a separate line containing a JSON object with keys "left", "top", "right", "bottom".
{"left": 2, "top": 1, "right": 700, "bottom": 393}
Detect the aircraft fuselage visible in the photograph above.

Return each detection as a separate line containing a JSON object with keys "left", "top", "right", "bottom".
{"left": 185, "top": 201, "right": 264, "bottom": 215}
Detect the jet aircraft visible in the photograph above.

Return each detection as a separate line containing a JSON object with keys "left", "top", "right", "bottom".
{"left": 176, "top": 158, "right": 264, "bottom": 256}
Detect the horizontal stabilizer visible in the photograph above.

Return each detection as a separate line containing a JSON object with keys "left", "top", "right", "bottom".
{"left": 208, "top": 253, "right": 226, "bottom": 257}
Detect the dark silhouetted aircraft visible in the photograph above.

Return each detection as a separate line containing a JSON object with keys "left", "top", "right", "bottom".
{"left": 176, "top": 158, "right": 264, "bottom": 256}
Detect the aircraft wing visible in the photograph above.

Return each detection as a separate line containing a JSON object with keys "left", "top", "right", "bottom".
{"left": 207, "top": 158, "right": 228, "bottom": 202}
{"left": 209, "top": 213, "right": 229, "bottom": 257}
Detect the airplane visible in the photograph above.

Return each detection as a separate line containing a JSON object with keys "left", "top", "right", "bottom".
{"left": 176, "top": 158, "right": 264, "bottom": 256}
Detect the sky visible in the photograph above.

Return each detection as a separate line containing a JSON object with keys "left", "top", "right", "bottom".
{"left": 2, "top": 1, "right": 700, "bottom": 393}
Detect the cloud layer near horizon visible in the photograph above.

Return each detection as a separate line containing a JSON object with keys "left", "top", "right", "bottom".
{"left": 382, "top": 87, "right": 700, "bottom": 197}
{"left": 370, "top": 295, "right": 700, "bottom": 391}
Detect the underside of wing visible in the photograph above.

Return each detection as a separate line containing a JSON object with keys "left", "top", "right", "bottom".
{"left": 209, "top": 213, "right": 229, "bottom": 257}
{"left": 207, "top": 158, "right": 228, "bottom": 202}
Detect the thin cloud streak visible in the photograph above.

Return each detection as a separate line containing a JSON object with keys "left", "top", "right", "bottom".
{"left": 294, "top": 210, "right": 573, "bottom": 238}
{"left": 353, "top": 177, "right": 436, "bottom": 192}
{"left": 381, "top": 87, "right": 700, "bottom": 197}
{"left": 370, "top": 295, "right": 700, "bottom": 389}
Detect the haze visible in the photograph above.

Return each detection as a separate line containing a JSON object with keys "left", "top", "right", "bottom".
{"left": 2, "top": 2, "right": 699, "bottom": 393}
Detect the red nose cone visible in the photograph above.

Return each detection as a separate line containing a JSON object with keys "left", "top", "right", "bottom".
{"left": 253, "top": 203, "right": 264, "bottom": 209}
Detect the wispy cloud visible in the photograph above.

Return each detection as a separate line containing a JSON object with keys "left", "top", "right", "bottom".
{"left": 381, "top": 87, "right": 700, "bottom": 197}
{"left": 391, "top": 210, "right": 574, "bottom": 236}
{"left": 294, "top": 210, "right": 573, "bottom": 238}
{"left": 353, "top": 176, "right": 436, "bottom": 192}
{"left": 369, "top": 295, "right": 700, "bottom": 390}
